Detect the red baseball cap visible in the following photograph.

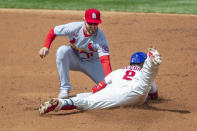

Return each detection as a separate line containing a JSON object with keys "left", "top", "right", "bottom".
{"left": 85, "top": 9, "right": 102, "bottom": 24}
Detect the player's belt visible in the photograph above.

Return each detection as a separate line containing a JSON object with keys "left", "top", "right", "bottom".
{"left": 69, "top": 44, "right": 87, "bottom": 51}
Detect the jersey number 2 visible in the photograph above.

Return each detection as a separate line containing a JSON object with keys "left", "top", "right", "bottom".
{"left": 123, "top": 70, "right": 136, "bottom": 80}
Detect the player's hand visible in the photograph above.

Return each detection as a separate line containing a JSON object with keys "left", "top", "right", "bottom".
{"left": 39, "top": 47, "right": 49, "bottom": 58}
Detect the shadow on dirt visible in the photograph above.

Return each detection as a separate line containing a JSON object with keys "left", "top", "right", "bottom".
{"left": 130, "top": 97, "right": 191, "bottom": 114}
{"left": 136, "top": 104, "right": 191, "bottom": 114}
{"left": 51, "top": 110, "right": 85, "bottom": 116}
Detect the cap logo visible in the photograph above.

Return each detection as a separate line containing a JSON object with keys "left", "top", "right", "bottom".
{"left": 92, "top": 13, "right": 96, "bottom": 19}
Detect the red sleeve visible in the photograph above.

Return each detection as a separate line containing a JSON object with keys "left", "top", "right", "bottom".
{"left": 99, "top": 55, "right": 112, "bottom": 76}
{"left": 43, "top": 28, "right": 56, "bottom": 49}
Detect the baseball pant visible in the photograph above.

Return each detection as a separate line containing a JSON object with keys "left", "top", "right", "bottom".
{"left": 56, "top": 45, "right": 105, "bottom": 91}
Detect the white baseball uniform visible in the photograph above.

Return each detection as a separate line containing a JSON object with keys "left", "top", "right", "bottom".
{"left": 43, "top": 22, "right": 111, "bottom": 92}
{"left": 61, "top": 52, "right": 160, "bottom": 110}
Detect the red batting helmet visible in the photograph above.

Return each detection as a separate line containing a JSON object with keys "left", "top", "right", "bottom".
{"left": 85, "top": 9, "right": 102, "bottom": 24}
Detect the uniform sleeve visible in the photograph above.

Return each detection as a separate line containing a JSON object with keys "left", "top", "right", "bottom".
{"left": 99, "top": 55, "right": 112, "bottom": 76}
{"left": 43, "top": 27, "right": 56, "bottom": 49}
{"left": 97, "top": 40, "right": 110, "bottom": 57}
{"left": 96, "top": 29, "right": 111, "bottom": 76}
{"left": 43, "top": 22, "right": 83, "bottom": 49}
{"left": 96, "top": 29, "right": 110, "bottom": 57}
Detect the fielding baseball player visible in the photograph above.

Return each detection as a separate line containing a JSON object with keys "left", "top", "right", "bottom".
{"left": 39, "top": 9, "right": 112, "bottom": 99}
{"left": 39, "top": 47, "right": 162, "bottom": 114}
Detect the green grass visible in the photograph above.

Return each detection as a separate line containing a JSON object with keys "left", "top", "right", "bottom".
{"left": 0, "top": 0, "right": 197, "bottom": 14}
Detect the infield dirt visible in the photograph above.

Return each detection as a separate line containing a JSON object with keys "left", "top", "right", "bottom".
{"left": 0, "top": 9, "right": 197, "bottom": 131}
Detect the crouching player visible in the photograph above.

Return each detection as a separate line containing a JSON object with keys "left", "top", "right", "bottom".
{"left": 39, "top": 47, "right": 162, "bottom": 114}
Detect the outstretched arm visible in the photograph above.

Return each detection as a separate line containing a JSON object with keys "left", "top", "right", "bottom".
{"left": 39, "top": 28, "right": 56, "bottom": 58}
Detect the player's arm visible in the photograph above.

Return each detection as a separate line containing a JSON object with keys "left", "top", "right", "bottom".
{"left": 96, "top": 31, "right": 112, "bottom": 76}
{"left": 98, "top": 39, "right": 112, "bottom": 76}
{"left": 39, "top": 27, "right": 56, "bottom": 58}
{"left": 99, "top": 55, "right": 112, "bottom": 76}
{"left": 39, "top": 22, "right": 82, "bottom": 58}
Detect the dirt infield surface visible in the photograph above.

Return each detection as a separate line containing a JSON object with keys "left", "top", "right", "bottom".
{"left": 0, "top": 9, "right": 197, "bottom": 131}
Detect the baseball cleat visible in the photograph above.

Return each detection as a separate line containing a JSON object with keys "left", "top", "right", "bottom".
{"left": 39, "top": 98, "right": 61, "bottom": 115}
{"left": 148, "top": 47, "right": 162, "bottom": 65}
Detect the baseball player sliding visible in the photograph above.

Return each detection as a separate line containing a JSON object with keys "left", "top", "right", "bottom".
{"left": 39, "top": 47, "right": 162, "bottom": 114}
{"left": 39, "top": 9, "right": 112, "bottom": 99}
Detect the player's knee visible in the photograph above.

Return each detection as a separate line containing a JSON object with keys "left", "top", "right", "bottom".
{"left": 56, "top": 45, "right": 71, "bottom": 60}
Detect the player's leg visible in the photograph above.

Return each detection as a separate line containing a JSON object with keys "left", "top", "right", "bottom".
{"left": 39, "top": 92, "right": 93, "bottom": 114}
{"left": 134, "top": 47, "right": 162, "bottom": 103}
{"left": 39, "top": 83, "right": 149, "bottom": 114}
{"left": 39, "top": 88, "right": 116, "bottom": 114}
{"left": 71, "top": 84, "right": 141, "bottom": 110}
{"left": 39, "top": 84, "right": 149, "bottom": 114}
{"left": 148, "top": 80, "right": 158, "bottom": 99}
{"left": 79, "top": 59, "right": 105, "bottom": 84}
{"left": 56, "top": 45, "right": 81, "bottom": 98}
{"left": 142, "top": 48, "right": 161, "bottom": 80}
{"left": 39, "top": 98, "right": 77, "bottom": 114}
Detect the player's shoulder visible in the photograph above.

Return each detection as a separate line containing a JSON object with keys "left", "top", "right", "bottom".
{"left": 55, "top": 21, "right": 83, "bottom": 29}
{"left": 65, "top": 21, "right": 83, "bottom": 32}
{"left": 95, "top": 28, "right": 107, "bottom": 41}
{"left": 68, "top": 21, "right": 84, "bottom": 28}
{"left": 97, "top": 28, "right": 105, "bottom": 36}
{"left": 70, "top": 21, "right": 83, "bottom": 25}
